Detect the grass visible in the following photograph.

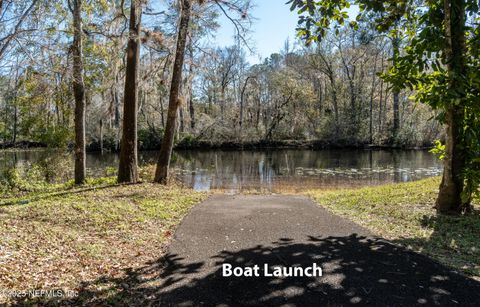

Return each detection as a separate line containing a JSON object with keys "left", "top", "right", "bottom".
{"left": 305, "top": 177, "right": 480, "bottom": 280}
{"left": 0, "top": 180, "right": 207, "bottom": 305}
{"left": 0, "top": 176, "right": 119, "bottom": 205}
{"left": 1, "top": 170, "right": 478, "bottom": 303}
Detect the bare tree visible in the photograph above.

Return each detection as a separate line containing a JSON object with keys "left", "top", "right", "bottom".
{"left": 0, "top": 0, "right": 39, "bottom": 62}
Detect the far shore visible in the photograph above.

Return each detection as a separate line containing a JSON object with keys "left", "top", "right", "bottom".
{"left": 0, "top": 139, "right": 436, "bottom": 153}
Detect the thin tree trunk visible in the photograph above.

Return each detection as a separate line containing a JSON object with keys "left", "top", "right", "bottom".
{"left": 392, "top": 24, "right": 400, "bottom": 137}
{"left": 188, "top": 47, "right": 195, "bottom": 130}
{"left": 99, "top": 119, "right": 104, "bottom": 154}
{"left": 72, "top": 0, "right": 86, "bottom": 185}
{"left": 118, "top": 0, "right": 141, "bottom": 183}
{"left": 114, "top": 74, "right": 120, "bottom": 127}
{"left": 3, "top": 98, "right": 7, "bottom": 143}
{"left": 179, "top": 107, "right": 185, "bottom": 133}
{"left": 240, "top": 76, "right": 254, "bottom": 130}
{"left": 154, "top": 0, "right": 191, "bottom": 184}
{"left": 12, "top": 105, "right": 17, "bottom": 144}
{"left": 369, "top": 51, "right": 379, "bottom": 145}
{"left": 189, "top": 96, "right": 195, "bottom": 130}
{"left": 11, "top": 70, "right": 19, "bottom": 145}
{"left": 392, "top": 31, "right": 400, "bottom": 136}
{"left": 160, "top": 95, "right": 165, "bottom": 129}
{"left": 329, "top": 76, "right": 339, "bottom": 136}
{"left": 393, "top": 90, "right": 400, "bottom": 134}
{"left": 220, "top": 87, "right": 226, "bottom": 121}
{"left": 436, "top": 0, "right": 469, "bottom": 213}
{"left": 379, "top": 55, "right": 385, "bottom": 132}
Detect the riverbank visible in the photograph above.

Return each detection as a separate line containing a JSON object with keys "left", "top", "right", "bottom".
{"left": 305, "top": 177, "right": 480, "bottom": 280}
{"left": 175, "top": 139, "right": 434, "bottom": 150}
{"left": 1, "top": 139, "right": 434, "bottom": 153}
{"left": 0, "top": 181, "right": 207, "bottom": 305}
{"left": 0, "top": 141, "right": 47, "bottom": 150}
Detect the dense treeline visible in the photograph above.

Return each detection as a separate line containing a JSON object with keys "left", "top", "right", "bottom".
{"left": 189, "top": 35, "right": 441, "bottom": 147}
{"left": 0, "top": 1, "right": 440, "bottom": 151}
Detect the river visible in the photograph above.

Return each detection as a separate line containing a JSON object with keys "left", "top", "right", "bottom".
{"left": 0, "top": 149, "right": 442, "bottom": 192}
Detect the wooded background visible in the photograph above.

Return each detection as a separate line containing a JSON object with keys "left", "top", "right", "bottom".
{"left": 0, "top": 0, "right": 441, "bottom": 151}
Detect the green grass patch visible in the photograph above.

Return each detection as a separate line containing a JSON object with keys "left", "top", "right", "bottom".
{"left": 305, "top": 177, "right": 480, "bottom": 279}
{"left": 0, "top": 175, "right": 118, "bottom": 205}
{"left": 0, "top": 181, "right": 207, "bottom": 305}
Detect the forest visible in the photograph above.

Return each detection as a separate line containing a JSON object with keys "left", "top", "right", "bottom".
{"left": 0, "top": 0, "right": 441, "bottom": 152}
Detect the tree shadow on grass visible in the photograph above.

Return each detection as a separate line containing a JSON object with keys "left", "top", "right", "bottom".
{"left": 14, "top": 234, "right": 480, "bottom": 306}
{"left": 0, "top": 183, "right": 134, "bottom": 207}
{"left": 394, "top": 208, "right": 480, "bottom": 278}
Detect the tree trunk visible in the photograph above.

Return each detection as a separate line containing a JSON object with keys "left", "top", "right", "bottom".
{"left": 99, "top": 119, "right": 104, "bottom": 154}
{"left": 72, "top": 0, "right": 86, "bottom": 185}
{"left": 12, "top": 105, "right": 17, "bottom": 144}
{"left": 220, "top": 86, "right": 226, "bottom": 121}
{"left": 189, "top": 96, "right": 195, "bottom": 130}
{"left": 188, "top": 47, "right": 195, "bottom": 130}
{"left": 436, "top": 0, "right": 469, "bottom": 214}
{"left": 12, "top": 75, "right": 18, "bottom": 145}
{"left": 393, "top": 90, "right": 400, "bottom": 134}
{"left": 118, "top": 0, "right": 141, "bottom": 183}
{"left": 160, "top": 95, "right": 165, "bottom": 128}
{"left": 154, "top": 0, "right": 191, "bottom": 184}
{"left": 179, "top": 107, "right": 185, "bottom": 133}
{"left": 392, "top": 32, "right": 400, "bottom": 137}
{"left": 369, "top": 51, "right": 379, "bottom": 145}
{"left": 3, "top": 100, "right": 6, "bottom": 143}
{"left": 11, "top": 64, "right": 19, "bottom": 145}
{"left": 240, "top": 76, "right": 254, "bottom": 130}
{"left": 329, "top": 76, "right": 339, "bottom": 136}
{"left": 114, "top": 74, "right": 120, "bottom": 127}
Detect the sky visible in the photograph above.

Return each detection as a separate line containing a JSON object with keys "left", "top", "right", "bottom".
{"left": 214, "top": 0, "right": 300, "bottom": 64}
{"left": 212, "top": 1, "right": 360, "bottom": 64}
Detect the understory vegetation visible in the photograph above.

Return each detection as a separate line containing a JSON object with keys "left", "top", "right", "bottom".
{"left": 306, "top": 178, "right": 480, "bottom": 279}
{"left": 0, "top": 179, "right": 207, "bottom": 305}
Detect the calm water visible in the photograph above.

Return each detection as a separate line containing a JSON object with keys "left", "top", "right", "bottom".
{"left": 0, "top": 149, "right": 442, "bottom": 192}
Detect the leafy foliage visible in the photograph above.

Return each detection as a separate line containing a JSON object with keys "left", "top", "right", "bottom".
{"left": 290, "top": 0, "right": 480, "bottom": 206}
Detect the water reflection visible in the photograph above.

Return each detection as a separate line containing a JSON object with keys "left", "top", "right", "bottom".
{"left": 0, "top": 149, "right": 442, "bottom": 191}
{"left": 170, "top": 150, "right": 442, "bottom": 192}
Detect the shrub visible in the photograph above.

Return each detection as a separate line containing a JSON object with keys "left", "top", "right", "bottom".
{"left": 138, "top": 127, "right": 163, "bottom": 150}
{"left": 37, "top": 126, "right": 72, "bottom": 149}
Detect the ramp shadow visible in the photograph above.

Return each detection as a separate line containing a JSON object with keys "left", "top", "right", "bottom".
{"left": 16, "top": 234, "right": 480, "bottom": 306}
